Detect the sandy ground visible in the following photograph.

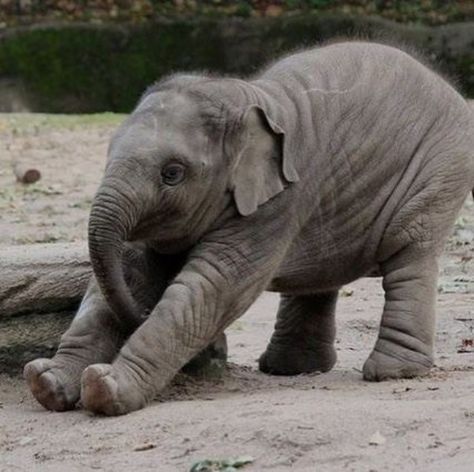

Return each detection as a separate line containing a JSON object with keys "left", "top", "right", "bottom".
{"left": 0, "top": 114, "right": 473, "bottom": 472}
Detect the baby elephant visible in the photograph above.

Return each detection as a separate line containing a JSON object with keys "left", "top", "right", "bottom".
{"left": 25, "top": 41, "right": 474, "bottom": 415}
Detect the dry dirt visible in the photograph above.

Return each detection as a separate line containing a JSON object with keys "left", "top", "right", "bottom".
{"left": 0, "top": 114, "right": 473, "bottom": 472}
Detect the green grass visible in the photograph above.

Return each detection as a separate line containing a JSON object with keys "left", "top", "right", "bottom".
{"left": 0, "top": 112, "right": 126, "bottom": 131}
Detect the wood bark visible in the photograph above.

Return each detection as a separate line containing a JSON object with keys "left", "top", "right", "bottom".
{"left": 0, "top": 243, "right": 91, "bottom": 374}
{"left": 0, "top": 244, "right": 228, "bottom": 377}
{"left": 0, "top": 242, "right": 91, "bottom": 318}
{"left": 0, "top": 311, "right": 73, "bottom": 375}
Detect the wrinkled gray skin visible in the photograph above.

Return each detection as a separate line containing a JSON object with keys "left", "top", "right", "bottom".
{"left": 25, "top": 42, "right": 474, "bottom": 416}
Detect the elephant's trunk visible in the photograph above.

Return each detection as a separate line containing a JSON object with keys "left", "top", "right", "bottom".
{"left": 88, "top": 178, "right": 142, "bottom": 331}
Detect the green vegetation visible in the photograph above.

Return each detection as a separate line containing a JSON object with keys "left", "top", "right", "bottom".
{"left": 0, "top": 21, "right": 231, "bottom": 112}
{"left": 0, "top": 6, "right": 471, "bottom": 112}
{"left": 0, "top": 1, "right": 472, "bottom": 27}
{"left": 0, "top": 16, "right": 472, "bottom": 113}
{"left": 190, "top": 456, "right": 254, "bottom": 472}
{"left": 1, "top": 112, "right": 124, "bottom": 129}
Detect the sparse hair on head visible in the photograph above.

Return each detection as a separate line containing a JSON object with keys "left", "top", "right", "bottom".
{"left": 137, "top": 72, "right": 210, "bottom": 109}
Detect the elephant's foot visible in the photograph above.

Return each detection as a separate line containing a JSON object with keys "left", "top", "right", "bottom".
{"left": 24, "top": 358, "right": 81, "bottom": 411}
{"left": 259, "top": 341, "right": 337, "bottom": 376}
{"left": 81, "top": 364, "right": 150, "bottom": 416}
{"left": 363, "top": 348, "right": 433, "bottom": 381}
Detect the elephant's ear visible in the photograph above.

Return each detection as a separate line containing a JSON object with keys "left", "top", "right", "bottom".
{"left": 230, "top": 106, "right": 299, "bottom": 216}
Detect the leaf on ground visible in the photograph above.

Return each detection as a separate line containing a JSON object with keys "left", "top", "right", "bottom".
{"left": 392, "top": 386, "right": 412, "bottom": 394}
{"left": 454, "top": 216, "right": 468, "bottom": 229}
{"left": 459, "top": 255, "right": 473, "bottom": 263}
{"left": 457, "top": 338, "right": 474, "bottom": 353}
{"left": 438, "top": 282, "right": 471, "bottom": 294}
{"left": 455, "top": 229, "right": 474, "bottom": 244}
{"left": 453, "top": 276, "right": 474, "bottom": 283}
{"left": 22, "top": 184, "right": 64, "bottom": 196}
{"left": 133, "top": 443, "right": 156, "bottom": 451}
{"left": 368, "top": 431, "right": 386, "bottom": 446}
{"left": 190, "top": 456, "right": 254, "bottom": 472}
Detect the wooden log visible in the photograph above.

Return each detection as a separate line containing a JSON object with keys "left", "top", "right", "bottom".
{"left": 0, "top": 243, "right": 91, "bottom": 318}
{"left": 0, "top": 243, "right": 227, "bottom": 377}
{"left": 0, "top": 311, "right": 73, "bottom": 375}
{"left": 0, "top": 243, "right": 90, "bottom": 374}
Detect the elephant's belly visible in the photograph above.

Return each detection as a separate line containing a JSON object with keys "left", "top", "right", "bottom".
{"left": 268, "top": 239, "right": 378, "bottom": 294}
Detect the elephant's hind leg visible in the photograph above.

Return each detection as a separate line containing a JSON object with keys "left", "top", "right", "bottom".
{"left": 363, "top": 254, "right": 437, "bottom": 381}
{"left": 24, "top": 279, "right": 125, "bottom": 411}
{"left": 259, "top": 291, "right": 338, "bottom": 375}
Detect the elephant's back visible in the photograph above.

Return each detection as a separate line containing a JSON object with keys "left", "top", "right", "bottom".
{"left": 260, "top": 41, "right": 454, "bottom": 95}
{"left": 258, "top": 40, "right": 473, "bottom": 194}
{"left": 264, "top": 41, "right": 474, "bottom": 290}
{"left": 259, "top": 41, "right": 467, "bottom": 127}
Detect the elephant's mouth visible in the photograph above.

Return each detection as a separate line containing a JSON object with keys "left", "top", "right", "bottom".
{"left": 130, "top": 218, "right": 160, "bottom": 241}
{"left": 130, "top": 218, "right": 198, "bottom": 254}
{"left": 148, "top": 237, "right": 195, "bottom": 255}
{"left": 130, "top": 207, "right": 190, "bottom": 241}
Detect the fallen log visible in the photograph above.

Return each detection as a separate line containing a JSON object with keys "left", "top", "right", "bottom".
{"left": 0, "top": 243, "right": 226, "bottom": 377}
{"left": 0, "top": 242, "right": 91, "bottom": 318}
{"left": 0, "top": 243, "right": 91, "bottom": 374}
{"left": 0, "top": 311, "right": 74, "bottom": 375}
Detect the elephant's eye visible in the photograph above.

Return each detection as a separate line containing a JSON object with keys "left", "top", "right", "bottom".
{"left": 161, "top": 163, "right": 186, "bottom": 186}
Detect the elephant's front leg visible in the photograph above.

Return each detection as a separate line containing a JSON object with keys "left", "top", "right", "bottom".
{"left": 259, "top": 291, "right": 338, "bottom": 375}
{"left": 80, "top": 244, "right": 279, "bottom": 416}
{"left": 363, "top": 255, "right": 438, "bottom": 381}
{"left": 24, "top": 279, "right": 126, "bottom": 411}
{"left": 24, "top": 246, "right": 166, "bottom": 411}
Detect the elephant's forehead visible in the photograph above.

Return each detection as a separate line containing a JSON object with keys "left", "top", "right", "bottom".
{"left": 110, "top": 93, "right": 207, "bottom": 158}
{"left": 135, "top": 92, "right": 200, "bottom": 130}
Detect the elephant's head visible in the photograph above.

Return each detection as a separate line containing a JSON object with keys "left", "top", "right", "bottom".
{"left": 88, "top": 77, "right": 299, "bottom": 329}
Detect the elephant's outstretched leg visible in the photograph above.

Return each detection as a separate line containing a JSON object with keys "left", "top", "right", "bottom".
{"left": 78, "top": 208, "right": 299, "bottom": 417}
{"left": 25, "top": 247, "right": 227, "bottom": 412}
{"left": 23, "top": 245, "right": 165, "bottom": 412}
{"left": 363, "top": 255, "right": 438, "bottom": 381}
{"left": 259, "top": 291, "right": 338, "bottom": 375}
{"left": 24, "top": 279, "right": 126, "bottom": 411}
